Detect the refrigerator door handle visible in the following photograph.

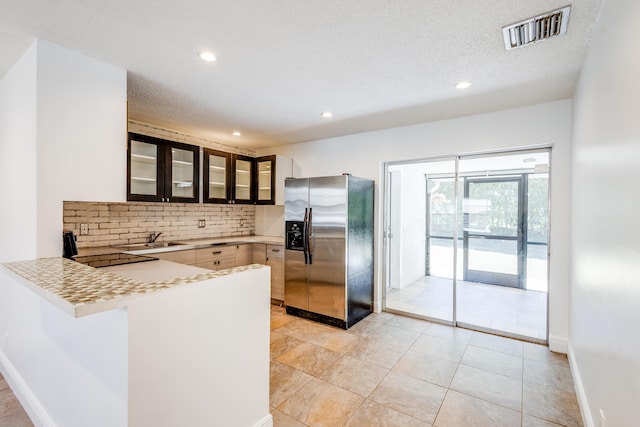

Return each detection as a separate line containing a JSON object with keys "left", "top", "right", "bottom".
{"left": 307, "top": 208, "right": 313, "bottom": 264}
{"left": 303, "top": 208, "right": 309, "bottom": 264}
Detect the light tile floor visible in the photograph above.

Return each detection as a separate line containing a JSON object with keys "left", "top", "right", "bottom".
{"left": 0, "top": 306, "right": 581, "bottom": 427}
{"left": 386, "top": 276, "right": 548, "bottom": 341}
{"left": 271, "top": 306, "right": 583, "bottom": 427}
{"left": 0, "top": 373, "right": 33, "bottom": 427}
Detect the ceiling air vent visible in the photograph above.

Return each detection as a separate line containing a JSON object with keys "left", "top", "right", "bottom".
{"left": 502, "top": 5, "right": 571, "bottom": 50}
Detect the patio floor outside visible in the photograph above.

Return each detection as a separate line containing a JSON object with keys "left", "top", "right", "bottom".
{"left": 386, "top": 239, "right": 548, "bottom": 342}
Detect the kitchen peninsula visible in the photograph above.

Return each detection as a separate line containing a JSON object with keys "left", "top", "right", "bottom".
{"left": 0, "top": 256, "right": 272, "bottom": 427}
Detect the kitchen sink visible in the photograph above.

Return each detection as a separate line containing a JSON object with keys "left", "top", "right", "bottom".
{"left": 113, "top": 242, "right": 185, "bottom": 249}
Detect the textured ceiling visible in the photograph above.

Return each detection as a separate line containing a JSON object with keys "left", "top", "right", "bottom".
{"left": 0, "top": 0, "right": 602, "bottom": 148}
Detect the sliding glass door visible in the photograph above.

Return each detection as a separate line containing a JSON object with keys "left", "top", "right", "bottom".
{"left": 384, "top": 149, "right": 550, "bottom": 342}
{"left": 385, "top": 159, "right": 456, "bottom": 324}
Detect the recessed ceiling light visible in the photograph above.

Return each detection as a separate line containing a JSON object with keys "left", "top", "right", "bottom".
{"left": 321, "top": 112, "right": 333, "bottom": 118}
{"left": 455, "top": 81, "right": 472, "bottom": 89}
{"left": 232, "top": 131, "right": 241, "bottom": 136}
{"left": 198, "top": 51, "right": 217, "bottom": 62}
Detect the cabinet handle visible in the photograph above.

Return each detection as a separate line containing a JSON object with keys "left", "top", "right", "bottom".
{"left": 271, "top": 248, "right": 280, "bottom": 253}
{"left": 212, "top": 250, "right": 222, "bottom": 255}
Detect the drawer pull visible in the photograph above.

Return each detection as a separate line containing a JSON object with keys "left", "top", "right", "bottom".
{"left": 271, "top": 249, "right": 280, "bottom": 253}
{"left": 212, "top": 250, "right": 222, "bottom": 255}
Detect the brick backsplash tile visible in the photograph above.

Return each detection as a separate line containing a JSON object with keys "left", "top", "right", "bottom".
{"left": 128, "top": 121, "right": 256, "bottom": 157}
{"left": 64, "top": 201, "right": 256, "bottom": 248}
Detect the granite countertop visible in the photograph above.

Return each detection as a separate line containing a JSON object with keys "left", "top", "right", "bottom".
{"left": 1, "top": 257, "right": 264, "bottom": 318}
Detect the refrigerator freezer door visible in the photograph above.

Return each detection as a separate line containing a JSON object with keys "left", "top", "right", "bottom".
{"left": 285, "top": 178, "right": 310, "bottom": 310}
{"left": 284, "top": 178, "right": 309, "bottom": 222}
{"left": 285, "top": 249, "right": 308, "bottom": 310}
{"left": 308, "top": 176, "right": 348, "bottom": 320}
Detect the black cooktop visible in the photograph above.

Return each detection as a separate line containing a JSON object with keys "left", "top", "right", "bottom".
{"left": 74, "top": 253, "right": 158, "bottom": 268}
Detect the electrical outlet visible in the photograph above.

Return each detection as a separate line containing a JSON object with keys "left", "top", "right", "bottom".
{"left": 198, "top": 219, "right": 206, "bottom": 228}
{"left": 599, "top": 409, "right": 605, "bottom": 427}
{"left": 80, "top": 223, "right": 89, "bottom": 235}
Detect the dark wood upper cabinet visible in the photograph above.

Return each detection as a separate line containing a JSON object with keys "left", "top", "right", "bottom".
{"left": 255, "top": 155, "right": 276, "bottom": 205}
{"left": 127, "top": 133, "right": 200, "bottom": 203}
{"left": 203, "top": 150, "right": 255, "bottom": 204}
{"left": 203, "top": 153, "right": 281, "bottom": 205}
{"left": 203, "top": 148, "right": 232, "bottom": 203}
{"left": 129, "top": 133, "right": 289, "bottom": 205}
{"left": 232, "top": 154, "right": 255, "bottom": 204}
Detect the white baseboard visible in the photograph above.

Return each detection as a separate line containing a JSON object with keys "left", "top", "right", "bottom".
{"left": 0, "top": 349, "right": 57, "bottom": 427}
{"left": 252, "top": 413, "right": 273, "bottom": 427}
{"left": 373, "top": 300, "right": 383, "bottom": 313}
{"left": 548, "top": 334, "right": 568, "bottom": 354}
{"left": 568, "top": 343, "right": 594, "bottom": 427}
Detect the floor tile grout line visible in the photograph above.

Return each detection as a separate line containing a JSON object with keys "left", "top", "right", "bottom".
{"left": 346, "top": 314, "right": 428, "bottom": 425}
{"left": 430, "top": 330, "right": 471, "bottom": 423}
{"left": 271, "top": 307, "right": 580, "bottom": 427}
{"left": 426, "top": 331, "right": 534, "bottom": 422}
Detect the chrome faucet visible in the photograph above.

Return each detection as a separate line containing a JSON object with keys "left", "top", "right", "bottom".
{"left": 149, "top": 232, "right": 162, "bottom": 243}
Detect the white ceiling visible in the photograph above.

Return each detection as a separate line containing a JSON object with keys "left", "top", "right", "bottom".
{"left": 0, "top": 0, "right": 602, "bottom": 149}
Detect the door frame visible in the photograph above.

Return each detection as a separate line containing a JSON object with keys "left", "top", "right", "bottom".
{"left": 382, "top": 157, "right": 459, "bottom": 324}
{"left": 386, "top": 169, "right": 403, "bottom": 290}
{"left": 381, "top": 146, "right": 551, "bottom": 343}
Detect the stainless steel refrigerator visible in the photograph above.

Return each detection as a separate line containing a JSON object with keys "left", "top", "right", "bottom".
{"left": 284, "top": 175, "right": 374, "bottom": 329}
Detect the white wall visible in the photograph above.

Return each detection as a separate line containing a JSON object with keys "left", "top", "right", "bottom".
{"left": 128, "top": 267, "right": 271, "bottom": 427}
{"left": 392, "top": 165, "right": 427, "bottom": 288}
{"left": 0, "top": 42, "right": 38, "bottom": 262}
{"left": 0, "top": 267, "right": 128, "bottom": 427}
{"left": 0, "top": 40, "right": 128, "bottom": 426}
{"left": 258, "top": 99, "right": 572, "bottom": 350}
{"left": 1, "top": 39, "right": 127, "bottom": 260}
{"left": 255, "top": 205, "right": 285, "bottom": 236}
{"left": 35, "top": 40, "right": 127, "bottom": 257}
{"left": 570, "top": 0, "right": 640, "bottom": 425}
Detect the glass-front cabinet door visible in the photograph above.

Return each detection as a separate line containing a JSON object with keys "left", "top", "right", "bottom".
{"left": 203, "top": 148, "right": 231, "bottom": 203}
{"left": 255, "top": 155, "right": 276, "bottom": 204}
{"left": 127, "top": 133, "right": 199, "bottom": 203}
{"left": 129, "top": 139, "right": 160, "bottom": 198}
{"left": 233, "top": 155, "right": 254, "bottom": 203}
{"left": 171, "top": 147, "right": 196, "bottom": 199}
